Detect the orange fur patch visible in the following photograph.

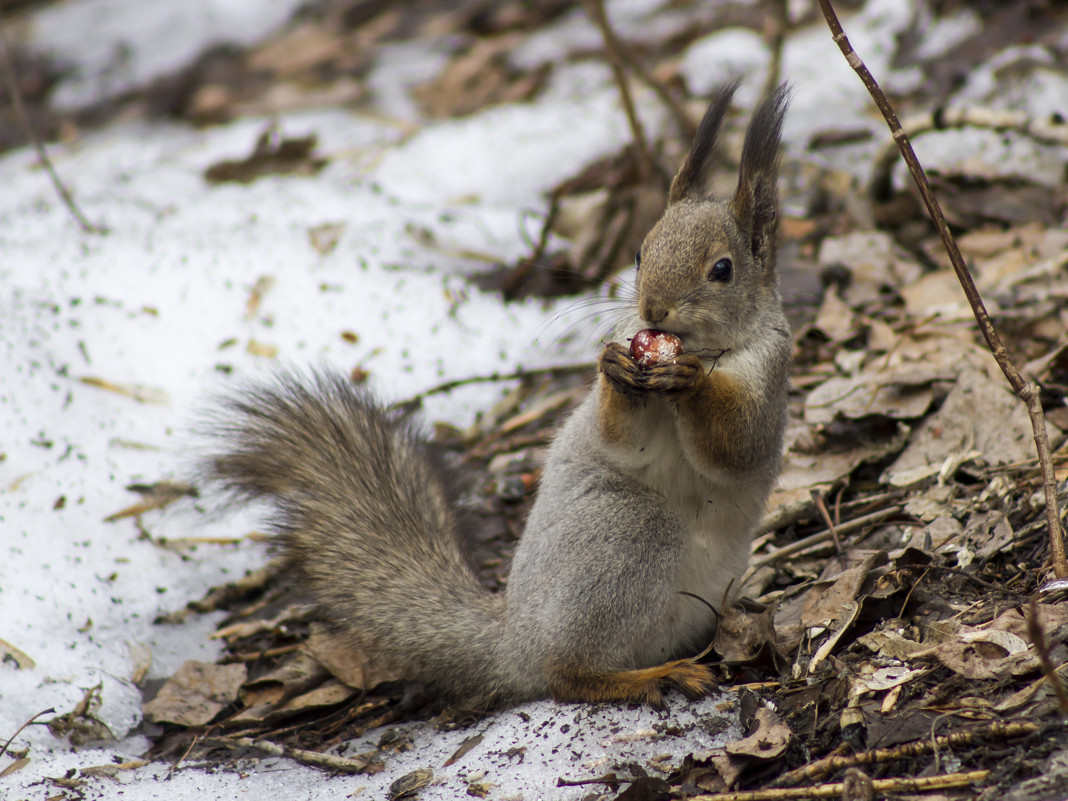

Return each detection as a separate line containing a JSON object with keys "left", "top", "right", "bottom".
{"left": 546, "top": 657, "right": 715, "bottom": 707}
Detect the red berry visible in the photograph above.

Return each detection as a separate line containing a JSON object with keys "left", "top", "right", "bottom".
{"left": 630, "top": 329, "right": 683, "bottom": 366}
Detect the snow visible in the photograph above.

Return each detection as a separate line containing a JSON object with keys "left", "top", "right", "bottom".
{"left": 0, "top": 8, "right": 720, "bottom": 797}
{"left": 26, "top": 0, "right": 310, "bottom": 110}
{"left": 2, "top": 0, "right": 1057, "bottom": 796}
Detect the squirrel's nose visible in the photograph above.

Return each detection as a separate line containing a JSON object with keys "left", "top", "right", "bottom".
{"left": 640, "top": 302, "right": 667, "bottom": 324}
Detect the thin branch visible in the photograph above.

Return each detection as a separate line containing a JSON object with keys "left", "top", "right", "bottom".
{"left": 1027, "top": 600, "right": 1068, "bottom": 716}
{"left": 582, "top": 0, "right": 653, "bottom": 180}
{"left": 0, "top": 14, "right": 106, "bottom": 234}
{"left": 761, "top": 0, "right": 789, "bottom": 102}
{"left": 751, "top": 506, "right": 901, "bottom": 568}
{"left": 691, "top": 770, "right": 989, "bottom": 800}
{"left": 816, "top": 0, "right": 1067, "bottom": 578}
{"left": 395, "top": 362, "right": 592, "bottom": 407}
{"left": 164, "top": 733, "right": 199, "bottom": 781}
{"left": 810, "top": 489, "right": 842, "bottom": 554}
{"left": 593, "top": 24, "right": 695, "bottom": 142}
{"left": 201, "top": 736, "right": 376, "bottom": 774}
{"left": 774, "top": 719, "right": 1039, "bottom": 787}
{"left": 0, "top": 707, "right": 54, "bottom": 761}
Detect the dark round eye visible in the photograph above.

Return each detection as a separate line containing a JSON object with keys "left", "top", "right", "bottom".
{"left": 635, "top": 249, "right": 642, "bottom": 270}
{"left": 709, "top": 258, "right": 733, "bottom": 282}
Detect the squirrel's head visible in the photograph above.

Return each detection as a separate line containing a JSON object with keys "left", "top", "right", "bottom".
{"left": 633, "top": 82, "right": 790, "bottom": 355}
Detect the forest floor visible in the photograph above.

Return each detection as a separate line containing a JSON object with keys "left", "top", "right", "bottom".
{"left": 3, "top": 1, "right": 1068, "bottom": 799}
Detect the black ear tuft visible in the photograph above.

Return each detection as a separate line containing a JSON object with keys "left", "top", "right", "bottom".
{"left": 732, "top": 83, "right": 790, "bottom": 267}
{"left": 668, "top": 80, "right": 741, "bottom": 205}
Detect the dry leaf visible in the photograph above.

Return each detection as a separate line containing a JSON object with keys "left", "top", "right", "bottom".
{"left": 246, "top": 339, "right": 279, "bottom": 358}
{"left": 309, "top": 222, "right": 345, "bottom": 255}
{"left": 813, "top": 290, "right": 857, "bottom": 342}
{"left": 304, "top": 623, "right": 402, "bottom": 690}
{"left": 239, "top": 652, "right": 328, "bottom": 708}
{"left": 803, "top": 366, "right": 946, "bottom": 425}
{"left": 245, "top": 275, "right": 275, "bottom": 319}
{"left": 0, "top": 757, "right": 30, "bottom": 777}
{"left": 714, "top": 603, "right": 779, "bottom": 664}
{"left": 724, "top": 707, "right": 791, "bottom": 759}
{"left": 143, "top": 661, "right": 247, "bottom": 726}
{"left": 128, "top": 642, "right": 152, "bottom": 687}
{"left": 0, "top": 636, "right": 35, "bottom": 669}
{"left": 204, "top": 126, "right": 327, "bottom": 184}
{"left": 884, "top": 367, "right": 1034, "bottom": 487}
{"left": 817, "top": 231, "right": 923, "bottom": 305}
{"left": 412, "top": 35, "right": 546, "bottom": 118}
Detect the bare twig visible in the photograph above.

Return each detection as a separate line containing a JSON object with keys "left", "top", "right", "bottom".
{"left": 582, "top": 0, "right": 653, "bottom": 180}
{"left": 0, "top": 707, "right": 54, "bottom": 761}
{"left": 751, "top": 506, "right": 901, "bottom": 568}
{"left": 816, "top": 0, "right": 1067, "bottom": 578}
{"left": 692, "top": 770, "right": 989, "bottom": 800}
{"left": 202, "top": 736, "right": 376, "bottom": 773}
{"left": 761, "top": 0, "right": 789, "bottom": 102}
{"left": 810, "top": 489, "right": 843, "bottom": 554}
{"left": 0, "top": 14, "right": 106, "bottom": 234}
{"left": 1027, "top": 600, "right": 1068, "bottom": 716}
{"left": 774, "top": 719, "right": 1039, "bottom": 787}
{"left": 581, "top": 0, "right": 696, "bottom": 142}
{"left": 164, "top": 733, "right": 199, "bottom": 781}
{"left": 396, "top": 362, "right": 592, "bottom": 407}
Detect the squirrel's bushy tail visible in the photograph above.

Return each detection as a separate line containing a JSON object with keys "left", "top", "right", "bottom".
{"left": 202, "top": 371, "right": 512, "bottom": 707}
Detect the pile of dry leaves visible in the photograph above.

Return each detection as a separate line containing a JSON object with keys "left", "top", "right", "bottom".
{"left": 13, "top": 0, "right": 1068, "bottom": 798}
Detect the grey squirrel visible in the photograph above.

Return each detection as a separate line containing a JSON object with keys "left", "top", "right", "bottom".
{"left": 204, "top": 82, "right": 792, "bottom": 709}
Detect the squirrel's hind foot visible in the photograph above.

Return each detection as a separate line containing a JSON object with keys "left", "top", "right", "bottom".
{"left": 547, "top": 657, "right": 715, "bottom": 708}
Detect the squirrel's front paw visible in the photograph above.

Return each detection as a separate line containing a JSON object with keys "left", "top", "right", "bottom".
{"left": 643, "top": 353, "right": 705, "bottom": 395}
{"left": 599, "top": 342, "right": 646, "bottom": 397}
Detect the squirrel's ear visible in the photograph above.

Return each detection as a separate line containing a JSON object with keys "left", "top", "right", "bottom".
{"left": 667, "top": 80, "right": 740, "bottom": 205}
{"left": 731, "top": 83, "right": 790, "bottom": 269}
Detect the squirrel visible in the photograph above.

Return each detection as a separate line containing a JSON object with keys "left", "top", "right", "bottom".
{"left": 203, "top": 82, "right": 792, "bottom": 710}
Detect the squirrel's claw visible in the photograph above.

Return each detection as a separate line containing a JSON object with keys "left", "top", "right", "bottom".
{"left": 642, "top": 353, "right": 704, "bottom": 395}
{"left": 599, "top": 342, "right": 647, "bottom": 398}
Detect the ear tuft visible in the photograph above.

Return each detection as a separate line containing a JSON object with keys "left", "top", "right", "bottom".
{"left": 732, "top": 83, "right": 790, "bottom": 267}
{"left": 667, "top": 80, "right": 741, "bottom": 205}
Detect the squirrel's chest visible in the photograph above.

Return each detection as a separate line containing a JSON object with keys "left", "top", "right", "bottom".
{"left": 629, "top": 407, "right": 765, "bottom": 646}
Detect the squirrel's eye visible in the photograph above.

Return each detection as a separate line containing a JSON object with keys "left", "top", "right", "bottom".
{"left": 709, "top": 258, "right": 733, "bottom": 282}
{"left": 635, "top": 249, "right": 642, "bottom": 270}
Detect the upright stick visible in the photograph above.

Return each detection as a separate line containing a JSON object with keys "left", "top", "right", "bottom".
{"left": 816, "top": 0, "right": 1066, "bottom": 578}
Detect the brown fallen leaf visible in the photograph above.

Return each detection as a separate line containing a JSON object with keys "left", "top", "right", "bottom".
{"left": 204, "top": 125, "right": 327, "bottom": 184}
{"left": 48, "top": 683, "right": 113, "bottom": 746}
{"left": 229, "top": 679, "right": 358, "bottom": 727}
{"left": 724, "top": 707, "right": 792, "bottom": 760}
{"left": 239, "top": 652, "right": 328, "bottom": 709}
{"left": 443, "top": 733, "right": 484, "bottom": 767}
{"left": 143, "top": 661, "right": 247, "bottom": 727}
{"left": 245, "top": 275, "right": 275, "bottom": 320}
{"left": 817, "top": 231, "right": 923, "bottom": 305}
{"left": 0, "top": 636, "right": 36, "bottom": 669}
{"left": 389, "top": 767, "right": 434, "bottom": 800}
{"left": 713, "top": 603, "right": 779, "bottom": 665}
{"left": 0, "top": 757, "right": 29, "bottom": 777}
{"left": 246, "top": 339, "right": 279, "bottom": 359}
{"left": 801, "top": 553, "right": 883, "bottom": 631}
{"left": 884, "top": 367, "right": 1035, "bottom": 487}
{"left": 304, "top": 622, "right": 402, "bottom": 691}
{"left": 412, "top": 35, "right": 547, "bottom": 119}
{"left": 128, "top": 642, "right": 152, "bottom": 687}
{"left": 309, "top": 222, "right": 345, "bottom": 255}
